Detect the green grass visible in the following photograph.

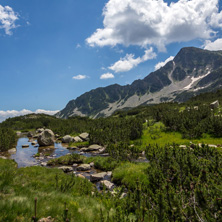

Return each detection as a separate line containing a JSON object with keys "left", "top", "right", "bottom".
{"left": 47, "top": 153, "right": 86, "bottom": 166}
{"left": 132, "top": 122, "right": 222, "bottom": 148}
{"left": 0, "top": 159, "right": 114, "bottom": 222}
{"left": 84, "top": 156, "right": 119, "bottom": 171}
{"left": 69, "top": 141, "right": 89, "bottom": 147}
{"left": 112, "top": 162, "right": 149, "bottom": 189}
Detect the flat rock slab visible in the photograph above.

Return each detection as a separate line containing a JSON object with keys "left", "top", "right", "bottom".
{"left": 76, "top": 164, "right": 91, "bottom": 171}
{"left": 100, "top": 180, "right": 114, "bottom": 190}
{"left": 22, "top": 144, "right": 29, "bottom": 148}
{"left": 80, "top": 144, "right": 103, "bottom": 152}
{"left": 58, "top": 166, "right": 73, "bottom": 172}
{"left": 90, "top": 172, "right": 107, "bottom": 182}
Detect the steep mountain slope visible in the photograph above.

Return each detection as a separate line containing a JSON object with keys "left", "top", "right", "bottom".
{"left": 56, "top": 47, "right": 222, "bottom": 118}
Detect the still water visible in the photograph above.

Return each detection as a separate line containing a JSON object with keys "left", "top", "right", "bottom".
{"left": 10, "top": 137, "right": 92, "bottom": 168}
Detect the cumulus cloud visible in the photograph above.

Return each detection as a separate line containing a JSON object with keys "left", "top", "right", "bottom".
{"left": 100, "top": 73, "right": 115, "bottom": 79}
{"left": 155, "top": 56, "right": 174, "bottom": 70}
{"left": 86, "top": 0, "right": 222, "bottom": 51}
{"left": 0, "top": 109, "right": 59, "bottom": 122}
{"left": 72, "top": 75, "right": 87, "bottom": 80}
{"left": 109, "top": 48, "right": 156, "bottom": 73}
{"left": 0, "top": 5, "right": 19, "bottom": 35}
{"left": 204, "top": 39, "right": 222, "bottom": 51}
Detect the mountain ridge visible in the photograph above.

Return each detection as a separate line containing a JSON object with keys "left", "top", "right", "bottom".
{"left": 56, "top": 47, "right": 222, "bottom": 119}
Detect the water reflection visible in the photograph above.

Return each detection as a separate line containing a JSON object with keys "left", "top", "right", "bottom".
{"left": 10, "top": 137, "right": 91, "bottom": 168}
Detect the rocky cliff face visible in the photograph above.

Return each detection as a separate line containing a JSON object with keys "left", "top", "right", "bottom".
{"left": 56, "top": 47, "right": 222, "bottom": 118}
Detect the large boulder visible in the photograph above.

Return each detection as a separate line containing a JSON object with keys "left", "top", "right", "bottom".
{"left": 62, "top": 135, "right": 75, "bottom": 143}
{"left": 79, "top": 132, "right": 89, "bottom": 141}
{"left": 37, "top": 129, "right": 55, "bottom": 146}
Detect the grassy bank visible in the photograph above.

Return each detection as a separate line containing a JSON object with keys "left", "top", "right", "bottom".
{"left": 0, "top": 159, "right": 114, "bottom": 221}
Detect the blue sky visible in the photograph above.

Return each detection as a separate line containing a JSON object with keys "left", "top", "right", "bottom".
{"left": 0, "top": 0, "right": 222, "bottom": 121}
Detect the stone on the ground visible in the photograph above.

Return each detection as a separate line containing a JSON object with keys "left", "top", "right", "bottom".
{"left": 0, "top": 156, "right": 7, "bottom": 159}
{"left": 106, "top": 171, "right": 112, "bottom": 177}
{"left": 100, "top": 180, "right": 114, "bottom": 190}
{"left": 41, "top": 162, "right": 47, "bottom": 167}
{"left": 210, "top": 100, "right": 219, "bottom": 109}
{"left": 120, "top": 193, "right": 127, "bottom": 199}
{"left": 22, "top": 144, "right": 29, "bottom": 148}
{"left": 73, "top": 163, "right": 78, "bottom": 167}
{"left": 79, "top": 132, "right": 89, "bottom": 141}
{"left": 89, "top": 162, "right": 94, "bottom": 167}
{"left": 37, "top": 129, "right": 55, "bottom": 146}
{"left": 58, "top": 166, "right": 73, "bottom": 172}
{"left": 62, "top": 135, "right": 74, "bottom": 143}
{"left": 81, "top": 144, "right": 102, "bottom": 152}
{"left": 76, "top": 164, "right": 91, "bottom": 171}
{"left": 38, "top": 216, "right": 54, "bottom": 222}
{"left": 90, "top": 172, "right": 107, "bottom": 182}
{"left": 77, "top": 174, "right": 85, "bottom": 179}
{"left": 8, "top": 148, "right": 16, "bottom": 154}
{"left": 73, "top": 136, "right": 83, "bottom": 142}
{"left": 208, "top": 144, "right": 217, "bottom": 148}
{"left": 16, "top": 131, "right": 22, "bottom": 136}
{"left": 179, "top": 145, "right": 187, "bottom": 149}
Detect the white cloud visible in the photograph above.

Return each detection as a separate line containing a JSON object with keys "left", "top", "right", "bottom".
{"left": 0, "top": 109, "right": 59, "bottom": 123}
{"left": 109, "top": 48, "right": 156, "bottom": 73}
{"left": 155, "top": 56, "right": 174, "bottom": 70}
{"left": 86, "top": 0, "right": 222, "bottom": 51}
{"left": 72, "top": 75, "right": 87, "bottom": 80}
{"left": 0, "top": 5, "right": 19, "bottom": 35}
{"left": 100, "top": 73, "right": 115, "bottom": 79}
{"left": 76, "top": 43, "right": 81, "bottom": 48}
{"left": 204, "top": 38, "right": 222, "bottom": 50}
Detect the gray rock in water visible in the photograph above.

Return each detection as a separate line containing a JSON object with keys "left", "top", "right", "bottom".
{"left": 37, "top": 129, "right": 55, "bottom": 146}
{"left": 22, "top": 144, "right": 29, "bottom": 148}
{"left": 76, "top": 164, "right": 91, "bottom": 171}
{"left": 8, "top": 148, "right": 16, "bottom": 154}
{"left": 79, "top": 132, "right": 89, "bottom": 141}
{"left": 31, "top": 141, "right": 37, "bottom": 146}
{"left": 100, "top": 180, "right": 114, "bottom": 190}
{"left": 58, "top": 166, "right": 73, "bottom": 172}
{"left": 62, "top": 135, "right": 75, "bottom": 143}
{"left": 90, "top": 172, "right": 107, "bottom": 182}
